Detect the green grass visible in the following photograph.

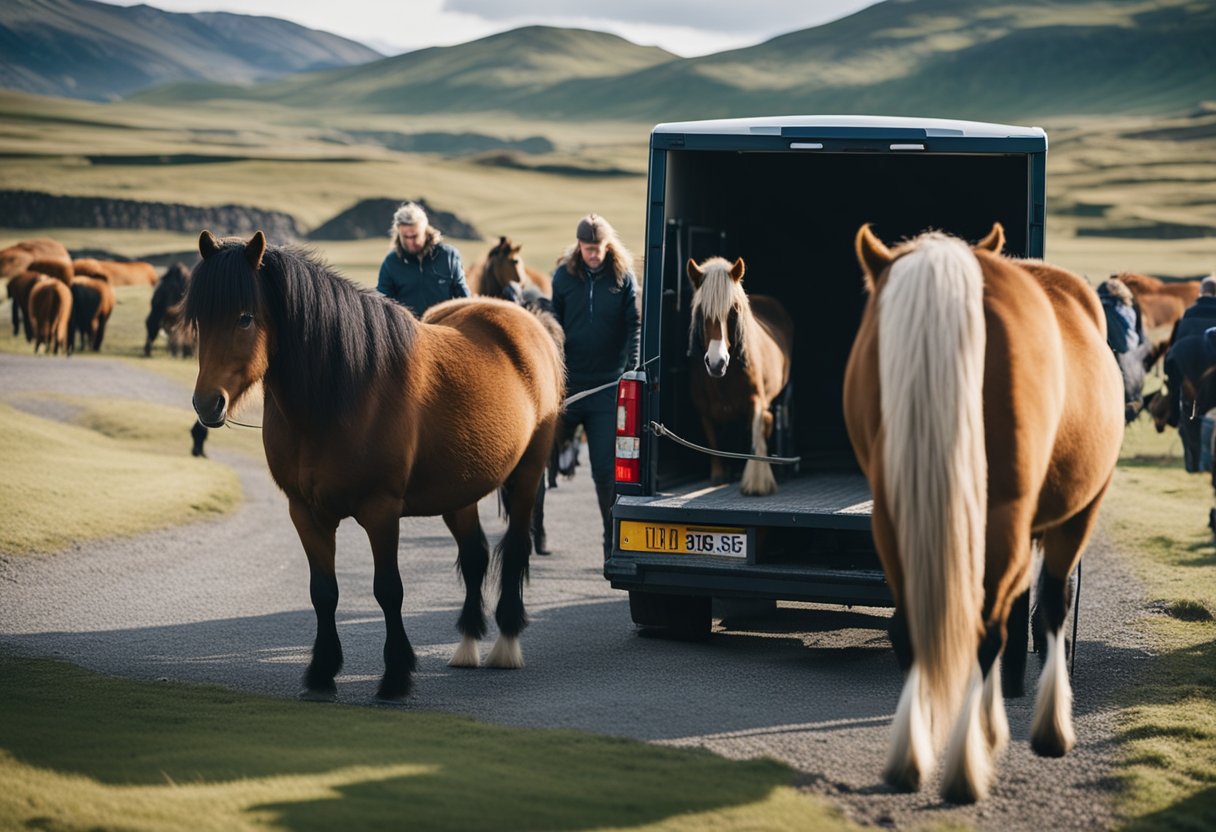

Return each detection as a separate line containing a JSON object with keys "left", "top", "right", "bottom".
{"left": 0, "top": 398, "right": 241, "bottom": 555}
{"left": 0, "top": 652, "right": 855, "bottom": 832}
{"left": 1105, "top": 418, "right": 1216, "bottom": 830}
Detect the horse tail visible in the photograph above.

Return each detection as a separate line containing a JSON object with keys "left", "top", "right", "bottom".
{"left": 878, "top": 234, "right": 987, "bottom": 747}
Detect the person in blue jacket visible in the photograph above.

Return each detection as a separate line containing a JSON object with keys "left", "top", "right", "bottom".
{"left": 377, "top": 202, "right": 469, "bottom": 317}
{"left": 552, "top": 214, "right": 641, "bottom": 559}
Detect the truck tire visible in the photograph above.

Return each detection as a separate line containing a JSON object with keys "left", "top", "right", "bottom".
{"left": 628, "top": 591, "right": 712, "bottom": 640}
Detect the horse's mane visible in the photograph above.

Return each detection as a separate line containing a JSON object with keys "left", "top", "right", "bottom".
{"left": 185, "top": 242, "right": 414, "bottom": 426}
{"left": 690, "top": 257, "right": 752, "bottom": 361}
{"left": 152, "top": 263, "right": 190, "bottom": 309}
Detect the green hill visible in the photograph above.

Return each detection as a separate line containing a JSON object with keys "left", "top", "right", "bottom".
{"left": 0, "top": 0, "right": 381, "bottom": 101}
{"left": 131, "top": 25, "right": 678, "bottom": 111}
{"left": 130, "top": 0, "right": 1214, "bottom": 122}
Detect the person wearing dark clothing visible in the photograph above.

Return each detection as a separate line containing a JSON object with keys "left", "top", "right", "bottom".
{"left": 377, "top": 202, "right": 469, "bottom": 318}
{"left": 552, "top": 214, "right": 641, "bottom": 558}
{"left": 1164, "top": 327, "right": 1216, "bottom": 472}
{"left": 1174, "top": 277, "right": 1216, "bottom": 342}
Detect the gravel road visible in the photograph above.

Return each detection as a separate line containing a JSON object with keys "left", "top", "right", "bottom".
{"left": 0, "top": 351, "right": 1155, "bottom": 830}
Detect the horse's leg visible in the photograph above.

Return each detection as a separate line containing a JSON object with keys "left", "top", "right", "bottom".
{"left": 699, "top": 412, "right": 727, "bottom": 485}
{"left": 143, "top": 310, "right": 158, "bottom": 356}
{"left": 355, "top": 500, "right": 416, "bottom": 701}
{"left": 873, "top": 485, "right": 933, "bottom": 793}
{"left": 288, "top": 499, "right": 344, "bottom": 701}
{"left": 487, "top": 427, "right": 553, "bottom": 668}
{"left": 941, "top": 504, "right": 1031, "bottom": 804}
{"left": 443, "top": 503, "right": 489, "bottom": 668}
{"left": 1032, "top": 479, "right": 1110, "bottom": 757}
{"left": 741, "top": 398, "right": 777, "bottom": 495}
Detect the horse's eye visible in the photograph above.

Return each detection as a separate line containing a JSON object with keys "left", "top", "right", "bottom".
{"left": 511, "top": 259, "right": 520, "bottom": 266}
{"left": 238, "top": 313, "right": 254, "bottom": 329}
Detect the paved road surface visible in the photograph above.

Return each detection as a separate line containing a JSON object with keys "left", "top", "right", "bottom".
{"left": 0, "top": 352, "right": 1154, "bottom": 829}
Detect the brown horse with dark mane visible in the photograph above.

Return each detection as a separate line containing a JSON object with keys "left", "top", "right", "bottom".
{"left": 185, "top": 231, "right": 564, "bottom": 701}
{"left": 1117, "top": 271, "right": 1201, "bottom": 332}
{"left": 468, "top": 236, "right": 552, "bottom": 299}
{"left": 28, "top": 276, "right": 72, "bottom": 355}
{"left": 843, "top": 224, "right": 1123, "bottom": 803}
{"left": 69, "top": 275, "right": 115, "bottom": 352}
{"left": 686, "top": 256, "right": 793, "bottom": 495}
{"left": 145, "top": 262, "right": 194, "bottom": 357}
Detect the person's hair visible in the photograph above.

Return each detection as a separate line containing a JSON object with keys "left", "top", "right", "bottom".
{"left": 558, "top": 214, "right": 635, "bottom": 287}
{"left": 388, "top": 202, "right": 428, "bottom": 237}
{"left": 1100, "top": 277, "right": 1134, "bottom": 306}
{"left": 1201, "top": 275, "right": 1216, "bottom": 297}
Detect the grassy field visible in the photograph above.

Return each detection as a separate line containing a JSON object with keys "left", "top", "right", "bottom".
{"left": 0, "top": 397, "right": 241, "bottom": 555}
{"left": 0, "top": 651, "right": 858, "bottom": 832}
{"left": 1107, "top": 420, "right": 1216, "bottom": 829}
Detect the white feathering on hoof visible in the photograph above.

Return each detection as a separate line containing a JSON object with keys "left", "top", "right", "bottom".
{"left": 884, "top": 664, "right": 933, "bottom": 791}
{"left": 941, "top": 667, "right": 993, "bottom": 804}
{"left": 1031, "top": 631, "right": 1076, "bottom": 756}
{"left": 740, "top": 459, "right": 777, "bottom": 496}
{"left": 980, "top": 662, "right": 1010, "bottom": 754}
{"left": 448, "top": 635, "right": 481, "bottom": 668}
{"left": 485, "top": 635, "right": 525, "bottom": 669}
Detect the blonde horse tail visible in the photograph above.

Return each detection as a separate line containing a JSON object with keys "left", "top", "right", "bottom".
{"left": 878, "top": 234, "right": 987, "bottom": 752}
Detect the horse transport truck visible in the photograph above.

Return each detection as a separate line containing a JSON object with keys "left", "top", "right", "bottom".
{"left": 607, "top": 115, "right": 1048, "bottom": 638}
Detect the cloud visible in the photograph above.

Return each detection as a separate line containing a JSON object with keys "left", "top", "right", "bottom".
{"left": 443, "top": 0, "right": 877, "bottom": 36}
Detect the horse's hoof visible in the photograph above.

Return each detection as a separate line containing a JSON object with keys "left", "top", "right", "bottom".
{"left": 373, "top": 693, "right": 407, "bottom": 706}
{"left": 376, "top": 675, "right": 413, "bottom": 701}
{"left": 297, "top": 687, "right": 337, "bottom": 703}
{"left": 449, "top": 636, "right": 481, "bottom": 668}
{"left": 486, "top": 635, "right": 524, "bottom": 669}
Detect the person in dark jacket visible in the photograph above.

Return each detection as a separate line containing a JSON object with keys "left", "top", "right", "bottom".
{"left": 1173, "top": 275, "right": 1216, "bottom": 342}
{"left": 1163, "top": 325, "right": 1216, "bottom": 472}
{"left": 552, "top": 213, "right": 641, "bottom": 559}
{"left": 377, "top": 202, "right": 469, "bottom": 317}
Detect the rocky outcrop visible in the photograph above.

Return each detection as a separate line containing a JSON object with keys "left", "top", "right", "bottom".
{"left": 308, "top": 198, "right": 480, "bottom": 241}
{"left": 0, "top": 191, "right": 303, "bottom": 242}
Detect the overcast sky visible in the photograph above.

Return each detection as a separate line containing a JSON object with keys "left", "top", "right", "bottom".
{"left": 107, "top": 0, "right": 883, "bottom": 56}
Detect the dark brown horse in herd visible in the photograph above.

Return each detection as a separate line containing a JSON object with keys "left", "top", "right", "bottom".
{"left": 844, "top": 223, "right": 1123, "bottom": 802}
{"left": 186, "top": 231, "right": 564, "bottom": 701}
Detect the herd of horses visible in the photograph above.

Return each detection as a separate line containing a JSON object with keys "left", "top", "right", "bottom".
{"left": 4, "top": 223, "right": 1202, "bottom": 804}
{"left": 1, "top": 237, "right": 157, "bottom": 355}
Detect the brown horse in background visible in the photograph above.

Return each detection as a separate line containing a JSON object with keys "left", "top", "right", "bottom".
{"left": 185, "top": 231, "right": 564, "bottom": 702}
{"left": 27, "top": 257, "right": 74, "bottom": 285}
{"left": 8, "top": 271, "right": 42, "bottom": 340}
{"left": 73, "top": 258, "right": 158, "bottom": 286}
{"left": 28, "top": 276, "right": 72, "bottom": 355}
{"left": 687, "top": 256, "right": 793, "bottom": 495}
{"left": 468, "top": 237, "right": 552, "bottom": 299}
{"left": 843, "top": 224, "right": 1123, "bottom": 803}
{"left": 1, "top": 238, "right": 70, "bottom": 279}
{"left": 1118, "top": 272, "right": 1201, "bottom": 332}
{"left": 145, "top": 262, "right": 194, "bottom": 357}
{"left": 69, "top": 275, "right": 116, "bottom": 352}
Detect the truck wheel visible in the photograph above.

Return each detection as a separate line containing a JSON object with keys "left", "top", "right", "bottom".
{"left": 628, "top": 591, "right": 712, "bottom": 641}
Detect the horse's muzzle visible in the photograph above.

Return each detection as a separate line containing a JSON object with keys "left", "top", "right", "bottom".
{"left": 704, "top": 355, "right": 729, "bottom": 378}
{"left": 193, "top": 392, "right": 227, "bottom": 428}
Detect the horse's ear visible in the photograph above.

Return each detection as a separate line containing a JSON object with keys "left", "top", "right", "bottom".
{"left": 245, "top": 231, "right": 266, "bottom": 271}
{"left": 855, "top": 224, "right": 892, "bottom": 292}
{"left": 730, "top": 258, "right": 745, "bottom": 282}
{"left": 976, "top": 222, "right": 1005, "bottom": 254}
{"left": 687, "top": 258, "right": 705, "bottom": 288}
{"left": 199, "top": 230, "right": 221, "bottom": 260}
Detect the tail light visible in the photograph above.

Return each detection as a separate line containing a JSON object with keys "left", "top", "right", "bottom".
{"left": 615, "top": 370, "right": 645, "bottom": 484}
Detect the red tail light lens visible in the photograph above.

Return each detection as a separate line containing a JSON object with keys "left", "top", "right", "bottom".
{"left": 615, "top": 373, "right": 644, "bottom": 484}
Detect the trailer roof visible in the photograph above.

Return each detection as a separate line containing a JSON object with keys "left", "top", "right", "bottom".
{"left": 652, "top": 115, "right": 1046, "bottom": 140}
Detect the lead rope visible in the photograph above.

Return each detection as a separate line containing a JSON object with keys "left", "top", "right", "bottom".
{"left": 648, "top": 421, "right": 800, "bottom": 465}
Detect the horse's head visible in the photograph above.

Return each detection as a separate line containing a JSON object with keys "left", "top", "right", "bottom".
{"left": 855, "top": 222, "right": 1005, "bottom": 296}
{"left": 688, "top": 256, "right": 747, "bottom": 378}
{"left": 184, "top": 230, "right": 271, "bottom": 428}
{"left": 485, "top": 236, "right": 526, "bottom": 293}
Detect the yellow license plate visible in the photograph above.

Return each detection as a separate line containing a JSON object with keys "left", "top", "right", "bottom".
{"left": 619, "top": 521, "right": 747, "bottom": 558}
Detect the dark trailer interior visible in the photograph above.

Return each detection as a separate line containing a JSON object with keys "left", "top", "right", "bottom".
{"left": 646, "top": 127, "right": 1044, "bottom": 493}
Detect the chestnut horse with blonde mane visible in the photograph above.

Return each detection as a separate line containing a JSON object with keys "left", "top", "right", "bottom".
{"left": 186, "top": 231, "right": 564, "bottom": 702}
{"left": 687, "top": 256, "right": 793, "bottom": 495}
{"left": 843, "top": 223, "right": 1123, "bottom": 803}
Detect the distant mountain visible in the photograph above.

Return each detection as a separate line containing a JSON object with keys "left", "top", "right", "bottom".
{"left": 131, "top": 0, "right": 1214, "bottom": 122}
{"left": 529, "top": 0, "right": 1215, "bottom": 121}
{"left": 131, "top": 25, "right": 678, "bottom": 110}
{"left": 0, "top": 0, "right": 381, "bottom": 101}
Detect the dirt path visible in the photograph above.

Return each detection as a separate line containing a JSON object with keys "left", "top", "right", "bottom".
{"left": 0, "top": 352, "right": 1150, "bottom": 830}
